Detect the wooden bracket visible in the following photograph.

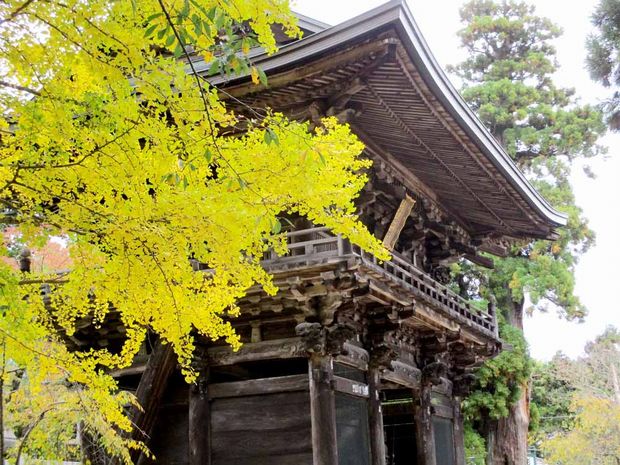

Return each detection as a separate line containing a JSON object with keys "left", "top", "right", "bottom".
{"left": 383, "top": 195, "right": 415, "bottom": 251}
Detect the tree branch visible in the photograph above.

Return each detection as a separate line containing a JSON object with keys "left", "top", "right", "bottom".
{"left": 0, "top": 80, "right": 40, "bottom": 96}
{"left": 0, "top": 0, "right": 36, "bottom": 25}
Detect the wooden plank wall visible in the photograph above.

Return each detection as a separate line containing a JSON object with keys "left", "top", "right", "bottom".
{"left": 149, "top": 404, "right": 189, "bottom": 465}
{"left": 211, "top": 390, "right": 313, "bottom": 465}
{"left": 148, "top": 375, "right": 190, "bottom": 465}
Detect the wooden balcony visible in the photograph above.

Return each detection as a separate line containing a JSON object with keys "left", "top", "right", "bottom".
{"left": 261, "top": 227, "right": 498, "bottom": 340}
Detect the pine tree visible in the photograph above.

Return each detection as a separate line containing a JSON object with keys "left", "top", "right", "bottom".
{"left": 451, "top": 1, "right": 606, "bottom": 464}
{"left": 586, "top": 0, "right": 620, "bottom": 129}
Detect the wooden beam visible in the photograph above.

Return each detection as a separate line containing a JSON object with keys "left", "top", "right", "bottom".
{"left": 332, "top": 376, "right": 369, "bottom": 398}
{"left": 326, "top": 77, "right": 367, "bottom": 112}
{"left": 478, "top": 241, "right": 508, "bottom": 257}
{"left": 381, "top": 360, "right": 421, "bottom": 389}
{"left": 208, "top": 374, "right": 309, "bottom": 399}
{"left": 220, "top": 39, "right": 395, "bottom": 99}
{"left": 415, "top": 385, "right": 437, "bottom": 465}
{"left": 383, "top": 195, "right": 415, "bottom": 251}
{"left": 464, "top": 253, "right": 494, "bottom": 269}
{"left": 207, "top": 337, "right": 305, "bottom": 366}
{"left": 309, "top": 354, "right": 339, "bottom": 465}
{"left": 453, "top": 399, "right": 466, "bottom": 465}
{"left": 368, "top": 368, "right": 387, "bottom": 465}
{"left": 189, "top": 369, "right": 210, "bottom": 465}
{"left": 131, "top": 341, "right": 177, "bottom": 464}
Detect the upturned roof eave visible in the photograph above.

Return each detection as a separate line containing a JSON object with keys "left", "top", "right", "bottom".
{"left": 201, "top": 0, "right": 567, "bottom": 229}
{"left": 390, "top": 2, "right": 567, "bottom": 228}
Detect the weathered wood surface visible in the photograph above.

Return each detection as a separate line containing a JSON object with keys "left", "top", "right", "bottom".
{"left": 453, "top": 399, "right": 466, "bottom": 465}
{"left": 431, "top": 403, "right": 454, "bottom": 419}
{"left": 332, "top": 375, "right": 369, "bottom": 398}
{"left": 381, "top": 360, "right": 422, "bottom": 389}
{"left": 208, "top": 374, "right": 309, "bottom": 399}
{"left": 336, "top": 342, "right": 370, "bottom": 371}
{"left": 207, "top": 337, "right": 306, "bottom": 366}
{"left": 257, "top": 226, "right": 497, "bottom": 340}
{"left": 415, "top": 386, "right": 437, "bottom": 465}
{"left": 368, "top": 369, "right": 387, "bottom": 465}
{"left": 131, "top": 341, "right": 177, "bottom": 464}
{"left": 218, "top": 32, "right": 557, "bottom": 241}
{"left": 309, "top": 354, "right": 339, "bottom": 465}
{"left": 189, "top": 371, "right": 210, "bottom": 465}
{"left": 147, "top": 404, "right": 189, "bottom": 465}
{"left": 211, "top": 390, "right": 312, "bottom": 465}
{"left": 383, "top": 195, "right": 415, "bottom": 251}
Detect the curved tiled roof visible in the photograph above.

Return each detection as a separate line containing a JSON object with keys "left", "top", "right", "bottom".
{"left": 198, "top": 0, "right": 567, "bottom": 239}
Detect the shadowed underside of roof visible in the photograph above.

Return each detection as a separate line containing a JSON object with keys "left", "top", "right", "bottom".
{"left": 200, "top": 0, "right": 567, "bottom": 241}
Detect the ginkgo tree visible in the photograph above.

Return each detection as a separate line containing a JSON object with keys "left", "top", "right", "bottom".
{"left": 0, "top": 0, "right": 388, "bottom": 462}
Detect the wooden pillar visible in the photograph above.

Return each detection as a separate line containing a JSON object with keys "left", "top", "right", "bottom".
{"left": 309, "top": 353, "right": 339, "bottom": 465}
{"left": 131, "top": 341, "right": 177, "bottom": 465}
{"left": 415, "top": 385, "right": 437, "bottom": 465}
{"left": 368, "top": 368, "right": 387, "bottom": 465}
{"left": 189, "top": 368, "right": 210, "bottom": 465}
{"left": 453, "top": 398, "right": 466, "bottom": 465}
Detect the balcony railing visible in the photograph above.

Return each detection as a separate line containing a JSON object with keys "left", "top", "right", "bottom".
{"left": 262, "top": 227, "right": 498, "bottom": 339}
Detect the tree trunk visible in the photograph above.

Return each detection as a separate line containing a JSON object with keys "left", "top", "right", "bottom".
{"left": 486, "top": 391, "right": 529, "bottom": 465}
{"left": 486, "top": 295, "right": 529, "bottom": 465}
{"left": 611, "top": 362, "right": 620, "bottom": 405}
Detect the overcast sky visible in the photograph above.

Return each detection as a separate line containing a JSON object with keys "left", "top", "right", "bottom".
{"left": 292, "top": 0, "right": 620, "bottom": 360}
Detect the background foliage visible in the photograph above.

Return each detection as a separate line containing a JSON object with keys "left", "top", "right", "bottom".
{"left": 541, "top": 327, "right": 620, "bottom": 465}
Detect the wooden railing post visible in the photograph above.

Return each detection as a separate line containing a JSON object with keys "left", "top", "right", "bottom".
{"left": 488, "top": 300, "right": 498, "bottom": 337}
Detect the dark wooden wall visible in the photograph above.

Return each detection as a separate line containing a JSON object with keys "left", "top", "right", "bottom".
{"left": 148, "top": 374, "right": 190, "bottom": 465}
{"left": 211, "top": 390, "right": 313, "bottom": 465}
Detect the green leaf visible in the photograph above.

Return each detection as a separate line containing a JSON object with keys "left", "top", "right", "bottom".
{"left": 189, "top": 0, "right": 210, "bottom": 17}
{"left": 174, "top": 42, "right": 185, "bottom": 58}
{"left": 179, "top": 0, "right": 190, "bottom": 20}
{"left": 165, "top": 33, "right": 176, "bottom": 48}
{"left": 206, "top": 6, "right": 217, "bottom": 20}
{"left": 145, "top": 12, "right": 163, "bottom": 23}
{"left": 257, "top": 68, "right": 268, "bottom": 86}
{"left": 201, "top": 19, "right": 212, "bottom": 37}
{"left": 214, "top": 10, "right": 225, "bottom": 30}
{"left": 271, "top": 219, "right": 282, "bottom": 234}
{"left": 144, "top": 24, "right": 158, "bottom": 39}
{"left": 192, "top": 14, "right": 202, "bottom": 36}
{"left": 264, "top": 128, "right": 279, "bottom": 145}
{"left": 157, "top": 25, "right": 169, "bottom": 40}
{"left": 207, "top": 60, "right": 220, "bottom": 76}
